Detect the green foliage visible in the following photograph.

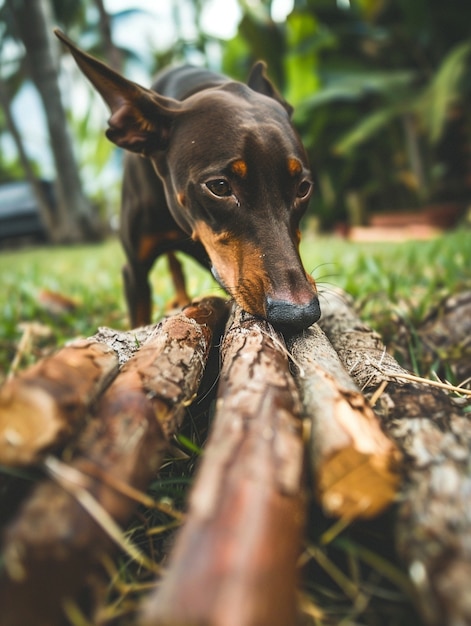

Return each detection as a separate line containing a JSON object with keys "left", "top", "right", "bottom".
{"left": 223, "top": 0, "right": 471, "bottom": 224}
{"left": 418, "top": 40, "right": 471, "bottom": 142}
{"left": 223, "top": 2, "right": 286, "bottom": 85}
{"left": 65, "top": 89, "right": 119, "bottom": 216}
{"left": 284, "top": 11, "right": 323, "bottom": 105}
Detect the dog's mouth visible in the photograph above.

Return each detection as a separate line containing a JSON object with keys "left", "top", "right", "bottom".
{"left": 210, "top": 265, "right": 226, "bottom": 290}
{"left": 210, "top": 265, "right": 320, "bottom": 331}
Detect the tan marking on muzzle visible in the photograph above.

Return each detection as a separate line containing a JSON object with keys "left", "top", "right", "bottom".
{"left": 192, "top": 221, "right": 268, "bottom": 317}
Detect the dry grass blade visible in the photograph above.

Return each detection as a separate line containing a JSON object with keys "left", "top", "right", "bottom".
{"left": 381, "top": 369, "right": 471, "bottom": 396}
{"left": 77, "top": 459, "right": 185, "bottom": 521}
{"left": 44, "top": 456, "right": 159, "bottom": 574}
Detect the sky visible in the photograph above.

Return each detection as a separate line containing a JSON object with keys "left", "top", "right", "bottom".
{"left": 107, "top": 0, "right": 296, "bottom": 46}
{"left": 107, "top": 0, "right": 295, "bottom": 77}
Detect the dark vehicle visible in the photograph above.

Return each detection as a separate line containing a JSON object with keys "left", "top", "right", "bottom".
{"left": 0, "top": 180, "right": 54, "bottom": 245}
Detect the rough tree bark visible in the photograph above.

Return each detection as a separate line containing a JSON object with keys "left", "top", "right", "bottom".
{"left": 287, "top": 324, "right": 401, "bottom": 519}
{"left": 141, "top": 306, "right": 306, "bottom": 626}
{"left": 0, "top": 297, "right": 229, "bottom": 626}
{"left": 319, "top": 289, "right": 471, "bottom": 626}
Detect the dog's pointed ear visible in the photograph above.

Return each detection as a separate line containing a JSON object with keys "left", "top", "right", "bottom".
{"left": 247, "top": 61, "right": 294, "bottom": 117}
{"left": 54, "top": 29, "right": 181, "bottom": 155}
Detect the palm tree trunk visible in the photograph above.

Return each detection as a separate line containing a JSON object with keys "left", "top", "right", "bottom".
{"left": 10, "top": 0, "right": 101, "bottom": 242}
{"left": 0, "top": 77, "right": 56, "bottom": 234}
{"left": 92, "top": 0, "right": 123, "bottom": 71}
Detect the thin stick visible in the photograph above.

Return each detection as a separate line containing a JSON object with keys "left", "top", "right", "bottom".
{"left": 381, "top": 370, "right": 471, "bottom": 396}
{"left": 45, "top": 457, "right": 159, "bottom": 573}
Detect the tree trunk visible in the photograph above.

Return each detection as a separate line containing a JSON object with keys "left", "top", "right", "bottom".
{"left": 0, "top": 77, "right": 56, "bottom": 234}
{"left": 92, "top": 0, "right": 123, "bottom": 71}
{"left": 10, "top": 0, "right": 101, "bottom": 242}
{"left": 319, "top": 288, "right": 471, "bottom": 626}
{"left": 141, "top": 305, "right": 306, "bottom": 626}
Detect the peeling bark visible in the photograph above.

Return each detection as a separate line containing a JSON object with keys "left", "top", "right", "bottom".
{"left": 319, "top": 289, "right": 471, "bottom": 626}
{"left": 141, "top": 306, "right": 306, "bottom": 626}
{"left": 0, "top": 297, "right": 229, "bottom": 626}
{"left": 0, "top": 340, "right": 119, "bottom": 466}
{"left": 287, "top": 324, "right": 401, "bottom": 519}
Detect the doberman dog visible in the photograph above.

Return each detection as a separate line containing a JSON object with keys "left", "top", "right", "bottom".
{"left": 55, "top": 30, "right": 321, "bottom": 331}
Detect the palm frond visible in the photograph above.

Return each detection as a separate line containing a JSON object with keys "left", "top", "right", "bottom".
{"left": 418, "top": 40, "right": 471, "bottom": 142}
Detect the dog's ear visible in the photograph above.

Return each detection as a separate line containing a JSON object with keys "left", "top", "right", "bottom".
{"left": 54, "top": 30, "right": 181, "bottom": 156}
{"left": 247, "top": 61, "right": 294, "bottom": 117}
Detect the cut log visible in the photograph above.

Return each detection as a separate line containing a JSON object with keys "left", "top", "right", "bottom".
{"left": 0, "top": 297, "right": 229, "bottom": 626}
{"left": 287, "top": 324, "right": 401, "bottom": 519}
{"left": 0, "top": 339, "right": 119, "bottom": 466}
{"left": 319, "top": 289, "right": 471, "bottom": 626}
{"left": 141, "top": 305, "right": 306, "bottom": 626}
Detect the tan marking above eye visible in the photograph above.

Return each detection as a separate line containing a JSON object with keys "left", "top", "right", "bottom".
{"left": 231, "top": 159, "right": 248, "bottom": 178}
{"left": 287, "top": 158, "right": 302, "bottom": 176}
{"left": 177, "top": 191, "right": 186, "bottom": 207}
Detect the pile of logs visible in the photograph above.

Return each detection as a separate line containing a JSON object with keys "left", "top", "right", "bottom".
{"left": 0, "top": 289, "right": 470, "bottom": 626}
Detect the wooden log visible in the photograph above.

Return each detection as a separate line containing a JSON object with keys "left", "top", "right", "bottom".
{"left": 287, "top": 324, "right": 400, "bottom": 519}
{"left": 0, "top": 339, "right": 119, "bottom": 466}
{"left": 319, "top": 289, "right": 471, "bottom": 626}
{"left": 141, "top": 305, "right": 306, "bottom": 626}
{"left": 0, "top": 297, "right": 229, "bottom": 626}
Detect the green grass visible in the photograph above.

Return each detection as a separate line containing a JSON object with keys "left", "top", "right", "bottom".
{"left": 0, "top": 239, "right": 216, "bottom": 377}
{"left": 0, "top": 228, "right": 469, "bottom": 378}
{"left": 301, "top": 228, "right": 470, "bottom": 324}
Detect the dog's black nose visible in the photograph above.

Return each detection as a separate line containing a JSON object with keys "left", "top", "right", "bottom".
{"left": 266, "top": 296, "right": 321, "bottom": 331}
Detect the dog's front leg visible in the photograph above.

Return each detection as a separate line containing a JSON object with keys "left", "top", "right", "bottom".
{"left": 122, "top": 259, "right": 153, "bottom": 328}
{"left": 166, "top": 252, "right": 190, "bottom": 310}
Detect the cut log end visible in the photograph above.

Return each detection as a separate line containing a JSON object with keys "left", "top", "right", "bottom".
{"left": 318, "top": 447, "right": 400, "bottom": 518}
{"left": 288, "top": 324, "right": 401, "bottom": 520}
{"left": 0, "top": 341, "right": 119, "bottom": 466}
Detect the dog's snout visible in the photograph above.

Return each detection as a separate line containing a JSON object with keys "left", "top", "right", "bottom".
{"left": 266, "top": 296, "right": 321, "bottom": 331}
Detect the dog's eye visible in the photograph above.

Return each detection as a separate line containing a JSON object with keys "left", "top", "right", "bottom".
{"left": 297, "top": 179, "right": 313, "bottom": 199}
{"left": 206, "top": 179, "right": 232, "bottom": 197}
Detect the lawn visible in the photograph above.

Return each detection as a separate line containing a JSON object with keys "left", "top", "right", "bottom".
{"left": 0, "top": 227, "right": 469, "bottom": 378}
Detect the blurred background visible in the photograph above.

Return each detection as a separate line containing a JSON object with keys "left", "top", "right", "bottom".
{"left": 0, "top": 0, "right": 470, "bottom": 245}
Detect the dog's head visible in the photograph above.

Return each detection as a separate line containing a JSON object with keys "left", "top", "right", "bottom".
{"left": 55, "top": 30, "right": 320, "bottom": 331}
